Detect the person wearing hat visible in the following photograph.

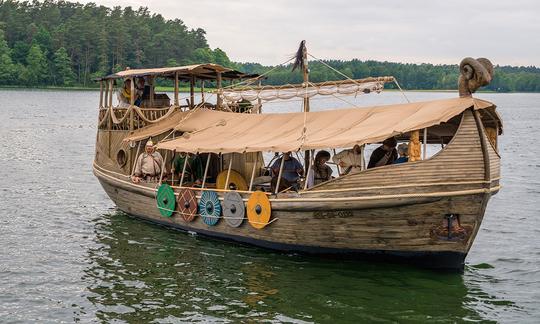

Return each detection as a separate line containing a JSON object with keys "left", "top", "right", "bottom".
{"left": 132, "top": 139, "right": 164, "bottom": 183}
{"left": 367, "top": 137, "right": 398, "bottom": 169}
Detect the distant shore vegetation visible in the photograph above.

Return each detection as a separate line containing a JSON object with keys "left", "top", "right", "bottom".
{"left": 0, "top": 0, "right": 539, "bottom": 92}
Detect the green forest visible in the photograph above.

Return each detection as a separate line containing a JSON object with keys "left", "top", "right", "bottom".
{"left": 1, "top": 0, "right": 539, "bottom": 92}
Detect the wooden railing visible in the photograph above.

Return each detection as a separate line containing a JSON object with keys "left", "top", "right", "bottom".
{"left": 98, "top": 106, "right": 178, "bottom": 131}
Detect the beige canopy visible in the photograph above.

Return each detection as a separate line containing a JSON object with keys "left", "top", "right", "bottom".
{"left": 154, "top": 97, "right": 495, "bottom": 154}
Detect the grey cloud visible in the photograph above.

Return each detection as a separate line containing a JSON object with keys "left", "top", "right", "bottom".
{"left": 78, "top": 0, "right": 540, "bottom": 66}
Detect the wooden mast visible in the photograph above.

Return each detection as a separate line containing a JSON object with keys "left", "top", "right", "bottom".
{"left": 301, "top": 41, "right": 311, "bottom": 171}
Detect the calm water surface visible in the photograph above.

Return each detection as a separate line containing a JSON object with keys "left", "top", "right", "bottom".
{"left": 0, "top": 89, "right": 538, "bottom": 323}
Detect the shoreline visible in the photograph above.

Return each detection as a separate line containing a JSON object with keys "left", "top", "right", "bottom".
{"left": 0, "top": 85, "right": 533, "bottom": 94}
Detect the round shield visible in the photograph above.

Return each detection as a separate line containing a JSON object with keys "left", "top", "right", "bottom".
{"left": 156, "top": 184, "right": 175, "bottom": 217}
{"left": 223, "top": 191, "right": 245, "bottom": 228}
{"left": 246, "top": 191, "right": 271, "bottom": 229}
{"left": 177, "top": 188, "right": 197, "bottom": 222}
{"left": 216, "top": 170, "right": 248, "bottom": 191}
{"left": 199, "top": 190, "right": 221, "bottom": 226}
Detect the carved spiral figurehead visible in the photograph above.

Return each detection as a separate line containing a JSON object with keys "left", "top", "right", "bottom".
{"left": 458, "top": 57, "right": 494, "bottom": 97}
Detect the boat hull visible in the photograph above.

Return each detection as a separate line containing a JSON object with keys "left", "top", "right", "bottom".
{"left": 96, "top": 170, "right": 490, "bottom": 271}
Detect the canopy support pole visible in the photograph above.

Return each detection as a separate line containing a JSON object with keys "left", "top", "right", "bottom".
{"left": 159, "top": 150, "right": 168, "bottom": 185}
{"left": 179, "top": 154, "right": 188, "bottom": 188}
{"left": 149, "top": 76, "right": 155, "bottom": 107}
{"left": 189, "top": 75, "right": 195, "bottom": 109}
{"left": 360, "top": 145, "right": 365, "bottom": 170}
{"left": 129, "top": 77, "right": 135, "bottom": 131}
{"left": 130, "top": 141, "right": 141, "bottom": 178}
{"left": 201, "top": 81, "right": 205, "bottom": 103}
{"left": 423, "top": 128, "right": 428, "bottom": 160}
{"left": 224, "top": 156, "right": 233, "bottom": 189}
{"left": 174, "top": 72, "right": 179, "bottom": 106}
{"left": 107, "top": 80, "right": 113, "bottom": 132}
{"left": 275, "top": 154, "right": 285, "bottom": 194}
{"left": 257, "top": 79, "right": 262, "bottom": 113}
{"left": 202, "top": 154, "right": 211, "bottom": 188}
{"left": 216, "top": 72, "right": 222, "bottom": 109}
{"left": 303, "top": 150, "right": 313, "bottom": 191}
{"left": 108, "top": 79, "right": 113, "bottom": 108}
{"left": 99, "top": 81, "right": 103, "bottom": 108}
{"left": 333, "top": 149, "right": 342, "bottom": 176}
{"left": 249, "top": 153, "right": 259, "bottom": 191}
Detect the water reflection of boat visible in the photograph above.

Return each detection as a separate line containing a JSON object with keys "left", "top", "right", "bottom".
{"left": 93, "top": 42, "right": 502, "bottom": 271}
{"left": 86, "top": 213, "right": 499, "bottom": 322}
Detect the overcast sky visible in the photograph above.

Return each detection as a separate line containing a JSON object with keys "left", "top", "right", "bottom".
{"left": 78, "top": 0, "right": 540, "bottom": 66}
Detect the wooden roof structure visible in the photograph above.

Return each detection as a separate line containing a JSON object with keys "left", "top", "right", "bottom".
{"left": 97, "top": 63, "right": 259, "bottom": 81}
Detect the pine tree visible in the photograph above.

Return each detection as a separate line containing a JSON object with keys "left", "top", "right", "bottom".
{"left": 53, "top": 47, "right": 75, "bottom": 86}
{"left": 0, "top": 29, "right": 15, "bottom": 84}
{"left": 21, "top": 44, "right": 48, "bottom": 85}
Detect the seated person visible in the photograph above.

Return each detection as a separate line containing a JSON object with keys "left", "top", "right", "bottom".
{"left": 134, "top": 77, "right": 146, "bottom": 106}
{"left": 237, "top": 98, "right": 253, "bottom": 113}
{"left": 307, "top": 150, "right": 333, "bottom": 188}
{"left": 270, "top": 152, "right": 304, "bottom": 192}
{"left": 117, "top": 79, "right": 142, "bottom": 107}
{"left": 171, "top": 152, "right": 203, "bottom": 185}
{"left": 332, "top": 144, "right": 365, "bottom": 174}
{"left": 395, "top": 143, "right": 409, "bottom": 164}
{"left": 132, "top": 139, "right": 164, "bottom": 183}
{"left": 367, "top": 137, "right": 398, "bottom": 169}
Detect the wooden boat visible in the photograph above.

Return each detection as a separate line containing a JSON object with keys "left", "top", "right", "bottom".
{"left": 93, "top": 43, "right": 501, "bottom": 271}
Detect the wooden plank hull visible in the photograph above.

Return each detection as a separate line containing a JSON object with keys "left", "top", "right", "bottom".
{"left": 93, "top": 109, "right": 501, "bottom": 271}
{"left": 95, "top": 167, "right": 492, "bottom": 271}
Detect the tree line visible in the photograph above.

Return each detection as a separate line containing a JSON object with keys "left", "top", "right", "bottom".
{"left": 0, "top": 0, "right": 539, "bottom": 92}
{"left": 0, "top": 0, "right": 233, "bottom": 86}
{"left": 236, "top": 60, "right": 540, "bottom": 92}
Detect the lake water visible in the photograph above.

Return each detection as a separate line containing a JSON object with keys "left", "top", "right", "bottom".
{"left": 0, "top": 89, "right": 539, "bottom": 323}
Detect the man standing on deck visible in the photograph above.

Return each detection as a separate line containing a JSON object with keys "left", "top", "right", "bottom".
{"left": 333, "top": 144, "right": 365, "bottom": 175}
{"left": 132, "top": 139, "right": 164, "bottom": 183}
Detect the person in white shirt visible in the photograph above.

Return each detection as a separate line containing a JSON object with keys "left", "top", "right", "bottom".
{"left": 132, "top": 139, "right": 164, "bottom": 183}
{"left": 332, "top": 144, "right": 365, "bottom": 175}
